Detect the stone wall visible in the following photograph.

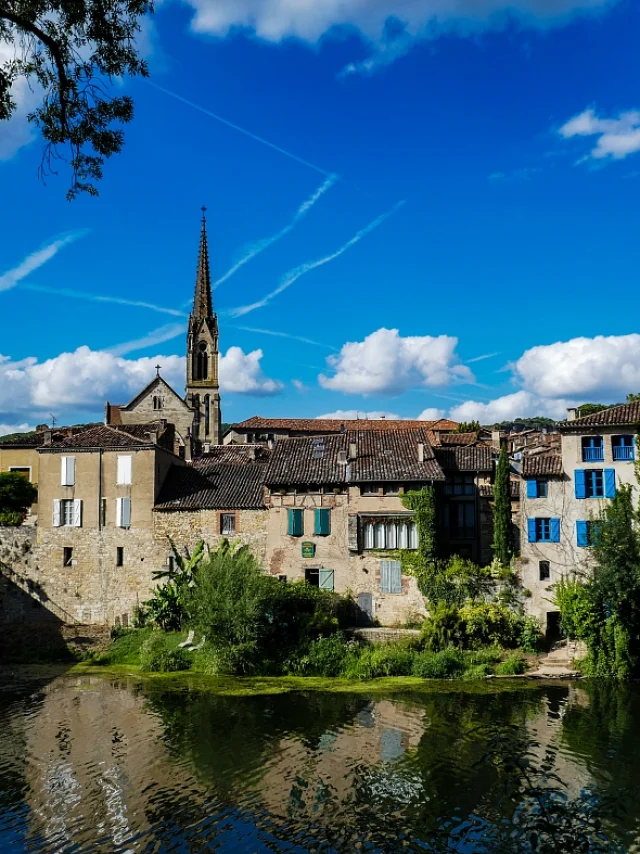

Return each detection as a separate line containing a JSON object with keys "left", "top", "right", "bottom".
{"left": 0, "top": 525, "right": 58, "bottom": 624}
{"left": 153, "top": 509, "right": 269, "bottom": 565}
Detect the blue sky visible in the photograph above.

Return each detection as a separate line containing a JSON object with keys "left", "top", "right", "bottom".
{"left": 1, "top": 0, "right": 640, "bottom": 433}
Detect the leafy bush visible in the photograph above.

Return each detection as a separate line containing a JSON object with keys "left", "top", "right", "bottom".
{"left": 519, "top": 615, "right": 543, "bottom": 652}
{"left": 462, "top": 663, "right": 492, "bottom": 680}
{"left": 464, "top": 646, "right": 502, "bottom": 667}
{"left": 290, "top": 633, "right": 350, "bottom": 677}
{"left": 495, "top": 653, "right": 526, "bottom": 675}
{"left": 459, "top": 601, "right": 521, "bottom": 649}
{"left": 421, "top": 602, "right": 464, "bottom": 651}
{"left": 139, "top": 631, "right": 191, "bottom": 673}
{"left": 0, "top": 510, "right": 25, "bottom": 526}
{"left": 412, "top": 647, "right": 465, "bottom": 679}
{"left": 0, "top": 472, "right": 37, "bottom": 518}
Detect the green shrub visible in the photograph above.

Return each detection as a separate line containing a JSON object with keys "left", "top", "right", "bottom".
{"left": 495, "top": 654, "right": 526, "bottom": 676}
{"left": 464, "top": 646, "right": 502, "bottom": 667}
{"left": 421, "top": 603, "right": 464, "bottom": 651}
{"left": 0, "top": 510, "right": 25, "bottom": 526}
{"left": 520, "top": 615, "right": 543, "bottom": 652}
{"left": 0, "top": 472, "right": 37, "bottom": 519}
{"left": 292, "top": 633, "right": 350, "bottom": 677}
{"left": 459, "top": 601, "right": 521, "bottom": 649}
{"left": 139, "top": 631, "right": 191, "bottom": 673}
{"left": 462, "top": 663, "right": 492, "bottom": 680}
{"left": 412, "top": 647, "right": 465, "bottom": 679}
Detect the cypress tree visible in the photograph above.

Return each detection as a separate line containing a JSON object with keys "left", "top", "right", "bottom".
{"left": 492, "top": 443, "right": 513, "bottom": 566}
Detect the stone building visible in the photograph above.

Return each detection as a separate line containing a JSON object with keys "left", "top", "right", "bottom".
{"left": 520, "top": 401, "right": 640, "bottom": 633}
{"left": 105, "top": 211, "right": 222, "bottom": 457}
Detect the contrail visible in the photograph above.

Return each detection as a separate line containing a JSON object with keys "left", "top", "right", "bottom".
{"left": 21, "top": 284, "right": 187, "bottom": 317}
{"left": 0, "top": 230, "right": 88, "bottom": 292}
{"left": 231, "top": 200, "right": 406, "bottom": 317}
{"left": 466, "top": 352, "right": 500, "bottom": 364}
{"left": 214, "top": 174, "right": 338, "bottom": 289}
{"left": 146, "top": 81, "right": 333, "bottom": 177}
{"left": 231, "top": 325, "right": 336, "bottom": 350}
{"left": 108, "top": 323, "right": 187, "bottom": 356}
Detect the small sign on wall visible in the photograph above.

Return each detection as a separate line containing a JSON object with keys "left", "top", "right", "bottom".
{"left": 301, "top": 541, "right": 316, "bottom": 558}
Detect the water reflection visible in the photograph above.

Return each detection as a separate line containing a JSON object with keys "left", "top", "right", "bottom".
{"left": 1, "top": 674, "right": 639, "bottom": 852}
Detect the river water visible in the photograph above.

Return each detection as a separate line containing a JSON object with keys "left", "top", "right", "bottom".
{"left": 1, "top": 672, "right": 639, "bottom": 852}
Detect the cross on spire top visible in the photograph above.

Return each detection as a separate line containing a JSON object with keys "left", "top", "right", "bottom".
{"left": 155, "top": 364, "right": 161, "bottom": 376}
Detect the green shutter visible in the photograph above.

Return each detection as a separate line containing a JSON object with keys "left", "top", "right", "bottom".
{"left": 319, "top": 569, "right": 334, "bottom": 591}
{"left": 288, "top": 508, "right": 304, "bottom": 537}
{"left": 315, "top": 508, "right": 331, "bottom": 536}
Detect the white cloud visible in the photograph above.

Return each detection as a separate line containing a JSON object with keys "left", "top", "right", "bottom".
{"left": 417, "top": 407, "right": 446, "bottom": 420}
{"left": 559, "top": 108, "right": 640, "bottom": 162}
{"left": 512, "top": 333, "right": 640, "bottom": 400}
{"left": 449, "top": 391, "right": 577, "bottom": 424}
{"left": 0, "top": 343, "right": 282, "bottom": 422}
{"left": 316, "top": 409, "right": 400, "bottom": 420}
{"left": 0, "top": 232, "right": 88, "bottom": 293}
{"left": 183, "top": 0, "right": 614, "bottom": 73}
{"left": 0, "top": 422, "right": 34, "bottom": 438}
{"left": 292, "top": 379, "right": 309, "bottom": 392}
{"left": 319, "top": 328, "right": 473, "bottom": 395}
{"left": 0, "top": 40, "right": 40, "bottom": 159}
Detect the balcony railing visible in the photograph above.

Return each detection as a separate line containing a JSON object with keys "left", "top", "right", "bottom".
{"left": 613, "top": 446, "right": 635, "bottom": 461}
{"left": 582, "top": 447, "right": 604, "bottom": 462}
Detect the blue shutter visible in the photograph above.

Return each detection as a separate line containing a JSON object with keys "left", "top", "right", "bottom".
{"left": 550, "top": 518, "right": 560, "bottom": 543}
{"left": 526, "top": 480, "right": 538, "bottom": 499}
{"left": 575, "top": 469, "right": 586, "bottom": 499}
{"left": 315, "top": 508, "right": 331, "bottom": 536}
{"left": 381, "top": 560, "right": 402, "bottom": 593}
{"left": 527, "top": 518, "right": 537, "bottom": 543}
{"left": 288, "top": 508, "right": 303, "bottom": 536}
{"left": 319, "top": 569, "right": 334, "bottom": 591}
{"left": 604, "top": 469, "right": 616, "bottom": 499}
{"left": 576, "top": 521, "right": 588, "bottom": 547}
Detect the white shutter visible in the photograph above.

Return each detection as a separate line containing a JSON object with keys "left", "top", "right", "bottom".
{"left": 52, "top": 499, "right": 61, "bottom": 527}
{"left": 73, "top": 499, "right": 82, "bottom": 527}
{"left": 117, "top": 455, "right": 132, "bottom": 485}
{"left": 116, "top": 498, "right": 122, "bottom": 528}
{"left": 364, "top": 522, "right": 374, "bottom": 550}
{"left": 408, "top": 522, "right": 418, "bottom": 550}
{"left": 61, "top": 456, "right": 75, "bottom": 486}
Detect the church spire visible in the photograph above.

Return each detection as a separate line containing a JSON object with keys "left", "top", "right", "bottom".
{"left": 192, "top": 206, "right": 213, "bottom": 319}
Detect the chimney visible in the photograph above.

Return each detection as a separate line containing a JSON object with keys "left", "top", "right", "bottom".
{"left": 203, "top": 442, "right": 211, "bottom": 454}
{"left": 567, "top": 407, "right": 577, "bottom": 421}
{"left": 43, "top": 430, "right": 52, "bottom": 446}
{"left": 491, "top": 430, "right": 501, "bottom": 450}
{"left": 348, "top": 441, "right": 357, "bottom": 460}
{"left": 36, "top": 424, "right": 48, "bottom": 433}
{"left": 248, "top": 446, "right": 257, "bottom": 461}
{"left": 149, "top": 430, "right": 158, "bottom": 445}
{"left": 417, "top": 442, "right": 425, "bottom": 463}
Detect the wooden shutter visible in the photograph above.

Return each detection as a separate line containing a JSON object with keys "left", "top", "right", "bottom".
{"left": 604, "top": 469, "right": 616, "bottom": 499}
{"left": 61, "top": 456, "right": 75, "bottom": 486}
{"left": 319, "top": 569, "right": 334, "bottom": 591}
{"left": 574, "top": 469, "right": 586, "bottom": 499}
{"left": 121, "top": 498, "right": 131, "bottom": 528}
{"left": 347, "top": 515, "right": 359, "bottom": 551}
{"left": 73, "top": 499, "right": 82, "bottom": 528}
{"left": 288, "top": 508, "right": 303, "bottom": 537}
{"left": 381, "top": 560, "right": 402, "bottom": 593}
{"left": 52, "top": 499, "right": 61, "bottom": 527}
{"left": 550, "top": 518, "right": 560, "bottom": 543}
{"left": 526, "top": 480, "right": 537, "bottom": 499}
{"left": 315, "top": 508, "right": 330, "bottom": 536}
{"left": 117, "top": 455, "right": 132, "bottom": 485}
{"left": 576, "top": 521, "right": 588, "bottom": 547}
{"left": 527, "top": 518, "right": 537, "bottom": 543}
{"left": 116, "top": 497, "right": 122, "bottom": 528}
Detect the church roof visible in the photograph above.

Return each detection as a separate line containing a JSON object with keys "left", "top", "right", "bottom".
{"left": 192, "top": 211, "right": 213, "bottom": 319}
{"left": 107, "top": 375, "right": 188, "bottom": 416}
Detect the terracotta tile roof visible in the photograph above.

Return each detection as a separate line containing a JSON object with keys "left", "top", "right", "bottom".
{"left": 40, "top": 423, "right": 175, "bottom": 451}
{"left": 229, "top": 416, "right": 458, "bottom": 434}
{"left": 559, "top": 401, "right": 640, "bottom": 430}
{"left": 521, "top": 453, "right": 563, "bottom": 477}
{"left": 195, "top": 445, "right": 271, "bottom": 465}
{"left": 0, "top": 423, "right": 100, "bottom": 448}
{"left": 434, "top": 445, "right": 495, "bottom": 472}
{"left": 155, "top": 463, "right": 267, "bottom": 510}
{"left": 438, "top": 432, "right": 480, "bottom": 446}
{"left": 478, "top": 482, "right": 520, "bottom": 499}
{"left": 265, "top": 430, "right": 444, "bottom": 485}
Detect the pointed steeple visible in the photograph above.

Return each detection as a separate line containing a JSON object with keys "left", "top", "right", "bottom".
{"left": 192, "top": 206, "right": 213, "bottom": 319}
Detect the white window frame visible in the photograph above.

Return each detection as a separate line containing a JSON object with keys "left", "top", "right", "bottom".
{"left": 220, "top": 513, "right": 236, "bottom": 535}
{"left": 116, "top": 497, "right": 131, "bottom": 529}
{"left": 55, "top": 498, "right": 81, "bottom": 527}
{"left": 61, "top": 456, "right": 76, "bottom": 486}
{"left": 116, "top": 455, "right": 132, "bottom": 485}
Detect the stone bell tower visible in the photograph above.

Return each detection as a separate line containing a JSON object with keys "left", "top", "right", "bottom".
{"left": 186, "top": 207, "right": 222, "bottom": 446}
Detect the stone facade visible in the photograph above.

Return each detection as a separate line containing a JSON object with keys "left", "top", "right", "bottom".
{"left": 111, "top": 378, "right": 195, "bottom": 457}
{"left": 153, "top": 508, "right": 268, "bottom": 565}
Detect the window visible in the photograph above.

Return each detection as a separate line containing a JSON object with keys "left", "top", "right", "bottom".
{"left": 443, "top": 502, "right": 475, "bottom": 539}
{"left": 305, "top": 567, "right": 319, "bottom": 586}
{"left": 380, "top": 560, "right": 402, "bottom": 593}
{"left": 287, "top": 508, "right": 304, "bottom": 537}
{"left": 577, "top": 520, "right": 602, "bottom": 547}
{"left": 314, "top": 508, "right": 331, "bottom": 536}
{"left": 221, "top": 513, "right": 236, "bottom": 535}
{"left": 116, "top": 455, "right": 132, "bottom": 485}
{"left": 152, "top": 396, "right": 163, "bottom": 410}
{"left": 582, "top": 436, "right": 604, "bottom": 462}
{"left": 63, "top": 547, "right": 73, "bottom": 567}
{"left": 116, "top": 547, "right": 124, "bottom": 567}
{"left": 195, "top": 342, "right": 208, "bottom": 380}
{"left": 526, "top": 479, "right": 548, "bottom": 499}
{"left": 204, "top": 394, "right": 210, "bottom": 436}
{"left": 360, "top": 484, "right": 379, "bottom": 496}
{"left": 527, "top": 517, "right": 560, "bottom": 543}
{"left": 61, "top": 456, "right": 75, "bottom": 486}
{"left": 539, "top": 560, "right": 550, "bottom": 581}
{"left": 362, "top": 519, "right": 418, "bottom": 550}
{"left": 53, "top": 499, "right": 81, "bottom": 527}
{"left": 278, "top": 574, "right": 287, "bottom": 583}
{"left": 575, "top": 468, "right": 615, "bottom": 499}
{"left": 444, "top": 475, "right": 474, "bottom": 496}
{"left": 100, "top": 498, "right": 107, "bottom": 527}
{"left": 383, "top": 484, "right": 400, "bottom": 495}
{"left": 612, "top": 435, "right": 635, "bottom": 461}
{"left": 8, "top": 467, "right": 31, "bottom": 480}
{"left": 116, "top": 497, "right": 131, "bottom": 528}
